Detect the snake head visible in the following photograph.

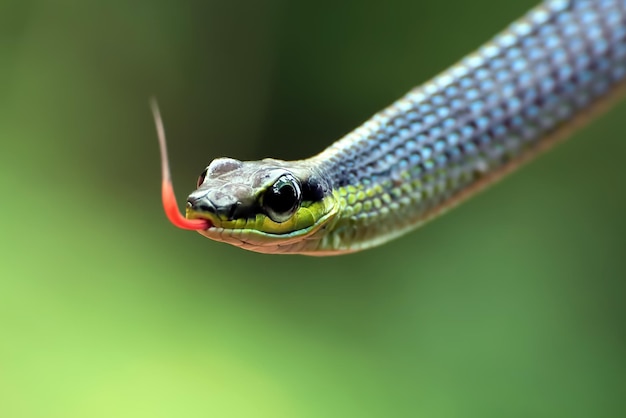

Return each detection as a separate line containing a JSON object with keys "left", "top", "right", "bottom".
{"left": 152, "top": 99, "right": 338, "bottom": 254}
{"left": 186, "top": 157, "right": 339, "bottom": 253}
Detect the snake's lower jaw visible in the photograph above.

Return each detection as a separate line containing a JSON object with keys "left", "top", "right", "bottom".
{"left": 189, "top": 205, "right": 340, "bottom": 254}
{"left": 194, "top": 225, "right": 327, "bottom": 254}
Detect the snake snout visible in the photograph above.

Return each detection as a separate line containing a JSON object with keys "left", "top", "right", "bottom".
{"left": 187, "top": 197, "right": 216, "bottom": 214}
{"left": 187, "top": 192, "right": 242, "bottom": 222}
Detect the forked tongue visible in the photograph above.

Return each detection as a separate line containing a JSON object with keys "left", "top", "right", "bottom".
{"left": 151, "top": 99, "right": 210, "bottom": 230}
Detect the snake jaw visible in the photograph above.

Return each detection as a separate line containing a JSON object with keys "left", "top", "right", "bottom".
{"left": 185, "top": 206, "right": 221, "bottom": 227}
{"left": 193, "top": 208, "right": 338, "bottom": 254}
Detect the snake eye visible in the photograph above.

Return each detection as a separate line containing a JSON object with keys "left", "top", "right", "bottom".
{"left": 262, "top": 174, "right": 302, "bottom": 223}
{"left": 197, "top": 167, "right": 208, "bottom": 188}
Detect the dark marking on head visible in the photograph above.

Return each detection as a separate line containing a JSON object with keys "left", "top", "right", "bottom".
{"left": 301, "top": 175, "right": 328, "bottom": 202}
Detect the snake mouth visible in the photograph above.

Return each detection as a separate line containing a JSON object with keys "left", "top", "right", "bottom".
{"left": 186, "top": 204, "right": 339, "bottom": 254}
{"left": 193, "top": 222, "right": 327, "bottom": 254}
{"left": 185, "top": 209, "right": 265, "bottom": 233}
{"left": 185, "top": 209, "right": 220, "bottom": 230}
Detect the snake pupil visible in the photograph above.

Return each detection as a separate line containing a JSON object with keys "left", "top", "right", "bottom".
{"left": 263, "top": 174, "right": 302, "bottom": 222}
{"left": 267, "top": 184, "right": 296, "bottom": 212}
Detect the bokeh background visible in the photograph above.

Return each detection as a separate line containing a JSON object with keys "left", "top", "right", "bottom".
{"left": 2, "top": 0, "right": 626, "bottom": 417}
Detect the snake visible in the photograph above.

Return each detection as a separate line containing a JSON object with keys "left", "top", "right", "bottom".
{"left": 153, "top": 0, "right": 626, "bottom": 255}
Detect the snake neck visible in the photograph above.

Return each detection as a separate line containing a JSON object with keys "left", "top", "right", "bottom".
{"left": 304, "top": 0, "right": 626, "bottom": 253}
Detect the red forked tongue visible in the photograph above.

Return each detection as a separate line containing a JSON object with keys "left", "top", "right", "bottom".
{"left": 151, "top": 99, "right": 210, "bottom": 230}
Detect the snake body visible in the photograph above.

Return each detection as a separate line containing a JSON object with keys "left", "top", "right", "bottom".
{"left": 176, "top": 0, "right": 626, "bottom": 255}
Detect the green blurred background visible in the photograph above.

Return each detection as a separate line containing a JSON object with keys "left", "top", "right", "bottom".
{"left": 2, "top": 0, "right": 626, "bottom": 417}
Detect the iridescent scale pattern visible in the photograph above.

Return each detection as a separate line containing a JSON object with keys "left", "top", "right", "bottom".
{"left": 309, "top": 0, "right": 626, "bottom": 253}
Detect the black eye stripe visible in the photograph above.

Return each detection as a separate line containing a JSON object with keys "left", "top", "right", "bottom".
{"left": 301, "top": 176, "right": 326, "bottom": 202}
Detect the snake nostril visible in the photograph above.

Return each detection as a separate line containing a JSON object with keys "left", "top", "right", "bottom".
{"left": 187, "top": 199, "right": 216, "bottom": 214}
